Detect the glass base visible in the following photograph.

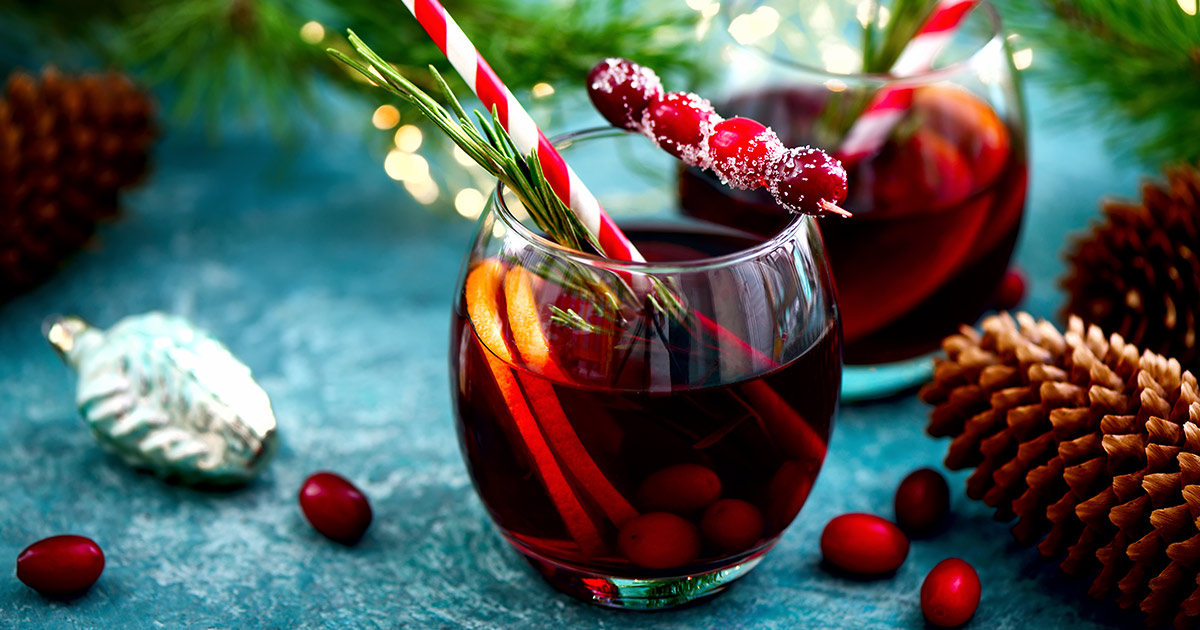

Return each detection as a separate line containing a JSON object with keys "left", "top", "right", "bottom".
{"left": 841, "top": 352, "right": 936, "bottom": 403}
{"left": 519, "top": 547, "right": 768, "bottom": 610}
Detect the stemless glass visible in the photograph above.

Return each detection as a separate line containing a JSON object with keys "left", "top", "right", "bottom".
{"left": 681, "top": 0, "right": 1027, "bottom": 399}
{"left": 450, "top": 128, "right": 841, "bottom": 609}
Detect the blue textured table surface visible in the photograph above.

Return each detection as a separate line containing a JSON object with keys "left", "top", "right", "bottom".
{"left": 0, "top": 76, "right": 1148, "bottom": 628}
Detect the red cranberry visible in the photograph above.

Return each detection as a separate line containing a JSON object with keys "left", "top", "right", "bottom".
{"left": 299, "top": 471, "right": 373, "bottom": 545}
{"left": 766, "top": 459, "right": 818, "bottom": 530}
{"left": 618, "top": 512, "right": 701, "bottom": 569}
{"left": 921, "top": 558, "right": 982, "bottom": 627}
{"left": 894, "top": 468, "right": 951, "bottom": 536}
{"left": 993, "top": 267, "right": 1026, "bottom": 311}
{"left": 820, "top": 513, "right": 909, "bottom": 575}
{"left": 701, "top": 498, "right": 764, "bottom": 553}
{"left": 16, "top": 535, "right": 105, "bottom": 596}
{"left": 641, "top": 91, "right": 721, "bottom": 167}
{"left": 769, "top": 147, "right": 849, "bottom": 216}
{"left": 586, "top": 58, "right": 663, "bottom": 131}
{"left": 635, "top": 463, "right": 722, "bottom": 513}
{"left": 707, "top": 117, "right": 785, "bottom": 190}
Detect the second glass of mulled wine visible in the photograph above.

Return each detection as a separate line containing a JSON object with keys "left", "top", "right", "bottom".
{"left": 681, "top": 0, "right": 1027, "bottom": 399}
{"left": 450, "top": 128, "right": 841, "bottom": 609}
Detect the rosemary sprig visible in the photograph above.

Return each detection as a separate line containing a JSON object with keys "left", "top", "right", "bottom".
{"left": 329, "top": 32, "right": 600, "bottom": 252}
{"left": 328, "top": 32, "right": 689, "bottom": 328}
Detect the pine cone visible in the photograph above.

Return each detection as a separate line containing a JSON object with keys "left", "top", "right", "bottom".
{"left": 921, "top": 312, "right": 1200, "bottom": 628}
{"left": 0, "top": 68, "right": 156, "bottom": 304}
{"left": 1061, "top": 164, "right": 1200, "bottom": 372}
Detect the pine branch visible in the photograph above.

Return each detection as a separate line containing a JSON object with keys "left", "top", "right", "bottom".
{"left": 2, "top": 0, "right": 707, "bottom": 136}
{"left": 995, "top": 0, "right": 1200, "bottom": 164}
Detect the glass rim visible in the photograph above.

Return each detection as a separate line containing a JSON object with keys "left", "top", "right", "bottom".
{"left": 720, "top": 0, "right": 1004, "bottom": 84}
{"left": 489, "top": 127, "right": 815, "bottom": 274}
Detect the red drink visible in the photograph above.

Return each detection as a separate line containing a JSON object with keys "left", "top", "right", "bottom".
{"left": 681, "top": 86, "right": 1027, "bottom": 363}
{"left": 451, "top": 223, "right": 839, "bottom": 600}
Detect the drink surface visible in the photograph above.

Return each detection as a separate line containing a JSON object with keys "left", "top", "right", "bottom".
{"left": 451, "top": 223, "right": 840, "bottom": 576}
{"left": 680, "top": 85, "right": 1027, "bottom": 363}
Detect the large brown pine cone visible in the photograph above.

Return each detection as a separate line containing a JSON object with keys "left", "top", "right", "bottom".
{"left": 1061, "top": 164, "right": 1200, "bottom": 372}
{"left": 0, "top": 68, "right": 156, "bottom": 304}
{"left": 921, "top": 312, "right": 1200, "bottom": 628}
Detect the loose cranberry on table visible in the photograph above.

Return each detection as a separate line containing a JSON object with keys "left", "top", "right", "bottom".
{"left": 16, "top": 535, "right": 105, "bottom": 597}
{"left": 618, "top": 512, "right": 702, "bottom": 569}
{"left": 921, "top": 558, "right": 982, "bottom": 627}
{"left": 635, "top": 463, "right": 722, "bottom": 514}
{"left": 820, "top": 513, "right": 909, "bottom": 575}
{"left": 894, "top": 468, "right": 951, "bottom": 537}
{"left": 299, "top": 471, "right": 373, "bottom": 545}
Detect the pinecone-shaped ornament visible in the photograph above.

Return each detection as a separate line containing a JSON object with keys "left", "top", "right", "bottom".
{"left": 1061, "top": 164, "right": 1200, "bottom": 372}
{"left": 0, "top": 68, "right": 156, "bottom": 304}
{"left": 921, "top": 312, "right": 1200, "bottom": 628}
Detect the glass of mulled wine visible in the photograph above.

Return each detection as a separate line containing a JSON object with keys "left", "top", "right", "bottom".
{"left": 450, "top": 128, "right": 840, "bottom": 609}
{"left": 681, "top": 0, "right": 1027, "bottom": 399}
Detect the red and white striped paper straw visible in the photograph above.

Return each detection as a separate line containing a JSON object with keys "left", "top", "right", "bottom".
{"left": 402, "top": 0, "right": 645, "bottom": 263}
{"left": 837, "top": 0, "right": 978, "bottom": 164}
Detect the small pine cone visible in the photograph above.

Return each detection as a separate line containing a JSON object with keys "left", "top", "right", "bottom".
{"left": 1061, "top": 164, "right": 1200, "bottom": 372}
{"left": 0, "top": 68, "right": 156, "bottom": 304}
{"left": 921, "top": 312, "right": 1200, "bottom": 628}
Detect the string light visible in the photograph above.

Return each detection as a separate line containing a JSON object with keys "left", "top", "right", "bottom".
{"left": 299, "top": 21, "right": 325, "bottom": 44}
{"left": 1179, "top": 0, "right": 1197, "bottom": 15}
{"left": 405, "top": 178, "right": 440, "bottom": 205}
{"left": 384, "top": 151, "right": 430, "bottom": 182}
{"left": 1007, "top": 34, "right": 1034, "bottom": 70}
{"left": 531, "top": 83, "right": 555, "bottom": 99}
{"left": 372, "top": 105, "right": 400, "bottom": 129}
{"left": 821, "top": 43, "right": 860, "bottom": 74}
{"left": 454, "top": 188, "right": 486, "bottom": 219}
{"left": 393, "top": 125, "right": 423, "bottom": 152}
{"left": 727, "top": 7, "right": 780, "bottom": 45}
{"left": 452, "top": 146, "right": 476, "bottom": 167}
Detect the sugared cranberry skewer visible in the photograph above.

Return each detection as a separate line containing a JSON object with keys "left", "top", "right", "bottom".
{"left": 587, "top": 58, "right": 849, "bottom": 217}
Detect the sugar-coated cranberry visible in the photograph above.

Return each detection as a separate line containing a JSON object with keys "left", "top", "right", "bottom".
{"left": 635, "top": 463, "right": 722, "bottom": 513}
{"left": 641, "top": 91, "right": 721, "bottom": 168}
{"left": 16, "top": 535, "right": 105, "bottom": 596}
{"left": 618, "top": 512, "right": 702, "bottom": 569}
{"left": 993, "top": 267, "right": 1026, "bottom": 311}
{"left": 299, "top": 471, "right": 373, "bottom": 545}
{"left": 820, "top": 513, "right": 909, "bottom": 575}
{"left": 586, "top": 58, "right": 663, "bottom": 131}
{"left": 707, "top": 117, "right": 785, "bottom": 190}
{"left": 769, "top": 147, "right": 849, "bottom": 216}
{"left": 701, "top": 499, "right": 765, "bottom": 553}
{"left": 921, "top": 558, "right": 982, "bottom": 627}
{"left": 894, "top": 468, "right": 951, "bottom": 537}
